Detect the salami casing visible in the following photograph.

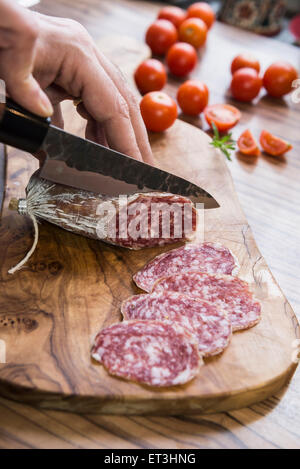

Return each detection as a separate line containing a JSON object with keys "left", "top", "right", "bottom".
{"left": 23, "top": 173, "right": 197, "bottom": 250}
{"left": 154, "top": 273, "right": 261, "bottom": 331}
{"left": 91, "top": 320, "right": 202, "bottom": 387}
{"left": 133, "top": 242, "right": 239, "bottom": 291}
{"left": 121, "top": 291, "right": 232, "bottom": 357}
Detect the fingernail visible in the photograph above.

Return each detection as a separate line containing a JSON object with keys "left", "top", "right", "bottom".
{"left": 38, "top": 91, "right": 53, "bottom": 117}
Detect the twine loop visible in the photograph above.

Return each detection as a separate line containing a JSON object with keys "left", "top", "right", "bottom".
{"left": 8, "top": 198, "right": 39, "bottom": 275}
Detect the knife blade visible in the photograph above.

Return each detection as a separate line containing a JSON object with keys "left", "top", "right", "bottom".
{"left": 0, "top": 99, "right": 219, "bottom": 208}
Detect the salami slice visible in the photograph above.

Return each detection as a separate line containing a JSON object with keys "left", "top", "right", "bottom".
{"left": 91, "top": 320, "right": 202, "bottom": 387}
{"left": 154, "top": 273, "right": 261, "bottom": 331}
{"left": 22, "top": 173, "right": 197, "bottom": 250}
{"left": 121, "top": 291, "right": 232, "bottom": 357}
{"left": 133, "top": 242, "right": 239, "bottom": 292}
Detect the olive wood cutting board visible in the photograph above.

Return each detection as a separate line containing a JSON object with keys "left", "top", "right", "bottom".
{"left": 0, "top": 36, "right": 298, "bottom": 415}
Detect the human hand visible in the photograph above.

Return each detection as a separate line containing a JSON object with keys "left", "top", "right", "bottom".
{"left": 0, "top": 1, "right": 154, "bottom": 164}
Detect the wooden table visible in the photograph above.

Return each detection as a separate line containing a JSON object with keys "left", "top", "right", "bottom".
{"left": 0, "top": 0, "right": 299, "bottom": 449}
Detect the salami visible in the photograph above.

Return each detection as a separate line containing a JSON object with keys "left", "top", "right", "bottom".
{"left": 121, "top": 291, "right": 232, "bottom": 357}
{"left": 16, "top": 172, "right": 197, "bottom": 249}
{"left": 133, "top": 242, "right": 239, "bottom": 292}
{"left": 154, "top": 273, "right": 261, "bottom": 331}
{"left": 91, "top": 320, "right": 202, "bottom": 387}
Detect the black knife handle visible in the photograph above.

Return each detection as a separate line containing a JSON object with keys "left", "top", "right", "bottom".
{"left": 0, "top": 98, "right": 50, "bottom": 153}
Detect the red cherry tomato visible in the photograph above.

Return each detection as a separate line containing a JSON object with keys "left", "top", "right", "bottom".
{"left": 177, "top": 80, "right": 209, "bottom": 115}
{"left": 260, "top": 130, "right": 293, "bottom": 156}
{"left": 157, "top": 6, "right": 187, "bottom": 28}
{"left": 238, "top": 129, "right": 260, "bottom": 156}
{"left": 187, "top": 2, "right": 215, "bottom": 29}
{"left": 166, "top": 42, "right": 198, "bottom": 77}
{"left": 263, "top": 61, "right": 298, "bottom": 98}
{"left": 204, "top": 104, "right": 241, "bottom": 132}
{"left": 231, "top": 67, "right": 262, "bottom": 102}
{"left": 134, "top": 59, "right": 167, "bottom": 95}
{"left": 231, "top": 53, "right": 260, "bottom": 75}
{"left": 140, "top": 91, "right": 178, "bottom": 132}
{"left": 179, "top": 18, "right": 207, "bottom": 49}
{"left": 145, "top": 20, "right": 178, "bottom": 56}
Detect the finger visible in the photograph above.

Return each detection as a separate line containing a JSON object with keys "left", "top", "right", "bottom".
{"left": 77, "top": 103, "right": 108, "bottom": 146}
{"left": 45, "top": 84, "right": 70, "bottom": 106}
{"left": 51, "top": 103, "right": 64, "bottom": 128}
{"left": 95, "top": 49, "right": 155, "bottom": 165}
{"left": 0, "top": 2, "right": 53, "bottom": 117}
{"left": 85, "top": 119, "right": 108, "bottom": 147}
{"left": 77, "top": 103, "right": 105, "bottom": 144}
{"left": 78, "top": 60, "right": 143, "bottom": 161}
{"left": 76, "top": 102, "right": 90, "bottom": 121}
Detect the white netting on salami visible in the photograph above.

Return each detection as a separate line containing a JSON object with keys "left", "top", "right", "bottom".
{"left": 153, "top": 273, "right": 261, "bottom": 331}
{"left": 91, "top": 320, "right": 202, "bottom": 387}
{"left": 133, "top": 242, "right": 239, "bottom": 292}
{"left": 121, "top": 291, "right": 232, "bottom": 357}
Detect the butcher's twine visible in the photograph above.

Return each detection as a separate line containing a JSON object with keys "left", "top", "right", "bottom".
{"left": 8, "top": 198, "right": 39, "bottom": 275}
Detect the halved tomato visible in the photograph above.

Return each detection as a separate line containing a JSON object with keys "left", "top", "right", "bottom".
{"left": 260, "top": 130, "right": 292, "bottom": 156}
{"left": 204, "top": 104, "right": 241, "bottom": 132}
{"left": 238, "top": 129, "right": 260, "bottom": 156}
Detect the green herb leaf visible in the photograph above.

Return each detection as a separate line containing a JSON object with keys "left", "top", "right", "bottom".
{"left": 209, "top": 123, "right": 236, "bottom": 161}
{"left": 211, "top": 122, "right": 219, "bottom": 140}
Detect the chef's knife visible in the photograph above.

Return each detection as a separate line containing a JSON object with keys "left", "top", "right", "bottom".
{"left": 0, "top": 99, "right": 219, "bottom": 208}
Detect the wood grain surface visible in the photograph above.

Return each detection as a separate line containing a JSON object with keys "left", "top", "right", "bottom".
{"left": 0, "top": 0, "right": 299, "bottom": 449}
{"left": 0, "top": 108, "right": 298, "bottom": 414}
{"left": 0, "top": 32, "right": 298, "bottom": 415}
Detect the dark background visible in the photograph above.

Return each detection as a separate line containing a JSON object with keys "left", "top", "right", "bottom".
{"left": 156, "top": 0, "right": 300, "bottom": 45}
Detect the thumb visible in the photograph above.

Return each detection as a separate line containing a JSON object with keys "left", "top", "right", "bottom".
{"left": 6, "top": 74, "right": 53, "bottom": 118}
